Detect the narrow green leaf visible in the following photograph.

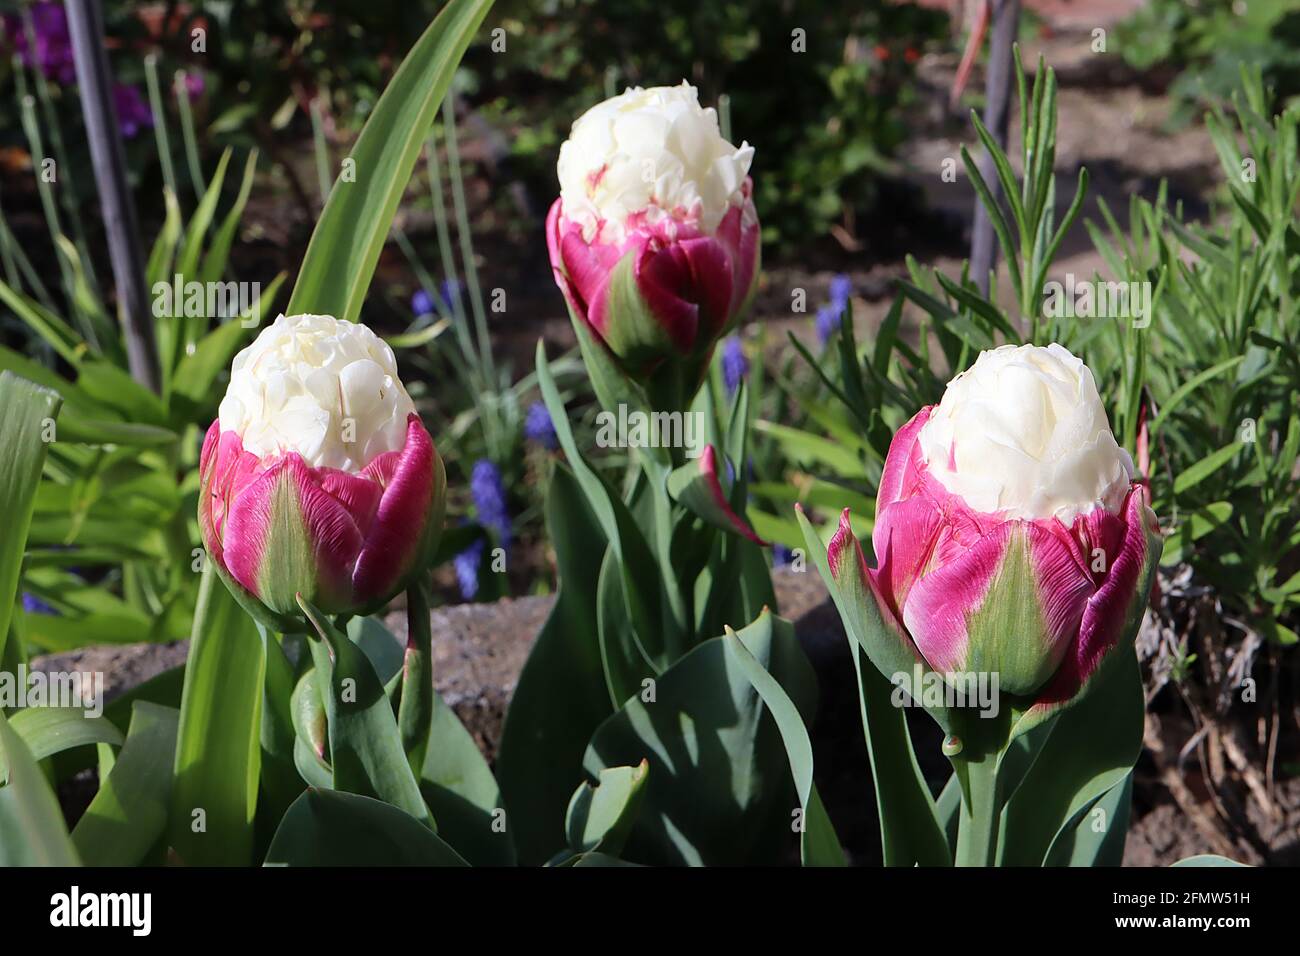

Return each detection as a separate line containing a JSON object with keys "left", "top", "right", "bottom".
{"left": 170, "top": 565, "right": 265, "bottom": 865}
{"left": 0, "top": 372, "right": 61, "bottom": 663}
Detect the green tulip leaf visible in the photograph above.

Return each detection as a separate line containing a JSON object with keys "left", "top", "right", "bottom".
{"left": 582, "top": 608, "right": 816, "bottom": 865}
{"left": 72, "top": 702, "right": 179, "bottom": 866}
{"left": 564, "top": 760, "right": 649, "bottom": 858}
{"left": 497, "top": 463, "right": 611, "bottom": 865}
{"left": 265, "top": 789, "right": 467, "bottom": 866}
{"left": 299, "top": 596, "right": 432, "bottom": 828}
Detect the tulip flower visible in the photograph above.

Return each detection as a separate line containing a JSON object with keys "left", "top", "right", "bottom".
{"left": 546, "top": 82, "right": 760, "bottom": 401}
{"left": 199, "top": 313, "right": 446, "bottom": 624}
{"left": 829, "top": 343, "right": 1160, "bottom": 714}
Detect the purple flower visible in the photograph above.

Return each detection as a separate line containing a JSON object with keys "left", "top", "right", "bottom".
{"left": 773, "top": 544, "right": 792, "bottom": 568}
{"left": 829, "top": 273, "right": 853, "bottom": 309}
{"left": 454, "top": 537, "right": 484, "bottom": 601}
{"left": 815, "top": 305, "right": 843, "bottom": 346}
{"left": 470, "top": 458, "right": 511, "bottom": 548}
{"left": 179, "top": 69, "right": 205, "bottom": 101}
{"left": 412, "top": 288, "right": 435, "bottom": 317}
{"left": 113, "top": 83, "right": 154, "bottom": 139}
{"left": 523, "top": 401, "right": 557, "bottom": 450}
{"left": 21, "top": 592, "right": 56, "bottom": 615}
{"left": 721, "top": 334, "right": 749, "bottom": 395}
{"left": 440, "top": 279, "right": 462, "bottom": 310}
{"left": 6, "top": 2, "right": 75, "bottom": 85}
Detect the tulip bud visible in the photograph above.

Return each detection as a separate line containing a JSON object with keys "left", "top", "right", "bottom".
{"left": 830, "top": 344, "right": 1160, "bottom": 712}
{"left": 547, "top": 82, "right": 760, "bottom": 399}
{"left": 199, "top": 314, "right": 446, "bottom": 624}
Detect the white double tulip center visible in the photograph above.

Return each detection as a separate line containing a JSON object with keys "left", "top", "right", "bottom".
{"left": 918, "top": 343, "right": 1134, "bottom": 523}
{"left": 557, "top": 81, "right": 754, "bottom": 244}
{"left": 217, "top": 313, "right": 415, "bottom": 473}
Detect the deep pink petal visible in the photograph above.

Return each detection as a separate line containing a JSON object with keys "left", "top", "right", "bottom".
{"left": 899, "top": 521, "right": 1014, "bottom": 674}
{"left": 1033, "top": 489, "right": 1158, "bottom": 708}
{"left": 871, "top": 494, "right": 944, "bottom": 620}
{"left": 637, "top": 236, "right": 732, "bottom": 350}
{"left": 698, "top": 444, "right": 766, "bottom": 545}
{"left": 713, "top": 192, "right": 760, "bottom": 317}
{"left": 1026, "top": 520, "right": 1096, "bottom": 666}
{"left": 318, "top": 468, "right": 383, "bottom": 539}
{"left": 352, "top": 415, "right": 436, "bottom": 602}
{"left": 876, "top": 406, "right": 932, "bottom": 508}
{"left": 290, "top": 457, "right": 365, "bottom": 603}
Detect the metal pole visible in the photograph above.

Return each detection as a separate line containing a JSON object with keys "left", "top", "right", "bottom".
{"left": 65, "top": 0, "right": 161, "bottom": 393}
{"left": 970, "top": 0, "right": 1020, "bottom": 298}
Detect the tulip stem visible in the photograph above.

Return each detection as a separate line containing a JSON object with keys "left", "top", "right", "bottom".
{"left": 398, "top": 581, "right": 434, "bottom": 776}
{"left": 954, "top": 754, "right": 1000, "bottom": 867}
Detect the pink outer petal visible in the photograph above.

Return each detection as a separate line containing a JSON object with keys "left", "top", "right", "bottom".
{"left": 352, "top": 415, "right": 437, "bottom": 603}
{"left": 826, "top": 508, "right": 926, "bottom": 662}
{"left": 899, "top": 521, "right": 1013, "bottom": 674}
{"left": 635, "top": 237, "right": 724, "bottom": 352}
{"left": 870, "top": 405, "right": 1004, "bottom": 614}
{"left": 876, "top": 406, "right": 932, "bottom": 508}
{"left": 221, "top": 454, "right": 362, "bottom": 609}
{"left": 1032, "top": 489, "right": 1158, "bottom": 709}
{"left": 698, "top": 444, "right": 766, "bottom": 545}
{"left": 288, "top": 457, "right": 365, "bottom": 606}
{"left": 713, "top": 191, "right": 760, "bottom": 318}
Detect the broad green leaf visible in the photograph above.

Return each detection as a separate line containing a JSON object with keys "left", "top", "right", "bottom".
{"left": 582, "top": 609, "right": 817, "bottom": 865}
{"left": 421, "top": 685, "right": 516, "bottom": 866}
{"left": 723, "top": 627, "right": 846, "bottom": 866}
{"left": 998, "top": 649, "right": 1144, "bottom": 865}
{"left": 0, "top": 372, "right": 62, "bottom": 662}
{"left": 0, "top": 710, "right": 80, "bottom": 865}
{"left": 171, "top": 565, "right": 265, "bottom": 865}
{"left": 72, "top": 702, "right": 179, "bottom": 866}
{"left": 497, "top": 463, "right": 610, "bottom": 865}
{"left": 4, "top": 707, "right": 123, "bottom": 773}
{"left": 1041, "top": 771, "right": 1132, "bottom": 866}
{"left": 1171, "top": 854, "right": 1249, "bottom": 867}
{"left": 265, "top": 789, "right": 467, "bottom": 866}
{"left": 796, "top": 506, "right": 951, "bottom": 865}
{"left": 564, "top": 761, "right": 648, "bottom": 858}
{"left": 286, "top": 0, "right": 494, "bottom": 322}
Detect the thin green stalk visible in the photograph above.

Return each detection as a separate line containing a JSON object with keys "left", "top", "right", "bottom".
{"left": 17, "top": 93, "right": 95, "bottom": 346}
{"left": 144, "top": 55, "right": 178, "bottom": 200}
{"left": 424, "top": 130, "right": 476, "bottom": 371}
{"left": 174, "top": 70, "right": 205, "bottom": 201}
{"left": 953, "top": 754, "right": 1000, "bottom": 867}
{"left": 23, "top": 9, "right": 99, "bottom": 301}
{"left": 0, "top": 208, "right": 54, "bottom": 306}
{"left": 0, "top": 200, "right": 21, "bottom": 289}
{"left": 718, "top": 93, "right": 732, "bottom": 143}
{"left": 309, "top": 98, "right": 332, "bottom": 205}
{"left": 397, "top": 581, "right": 433, "bottom": 776}
{"left": 441, "top": 97, "right": 493, "bottom": 378}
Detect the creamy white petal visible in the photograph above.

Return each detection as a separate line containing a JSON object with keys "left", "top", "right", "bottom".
{"left": 918, "top": 343, "right": 1134, "bottom": 522}
{"left": 217, "top": 313, "right": 415, "bottom": 471}
{"left": 557, "top": 81, "right": 753, "bottom": 242}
